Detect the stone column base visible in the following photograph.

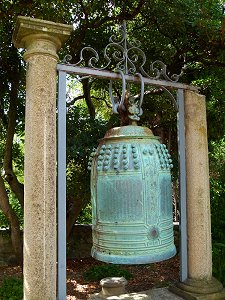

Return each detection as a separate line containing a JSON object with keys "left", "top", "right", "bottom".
{"left": 88, "top": 277, "right": 128, "bottom": 299}
{"left": 98, "top": 277, "right": 127, "bottom": 297}
{"left": 169, "top": 277, "right": 225, "bottom": 300}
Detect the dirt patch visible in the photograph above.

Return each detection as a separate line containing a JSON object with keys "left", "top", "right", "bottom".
{"left": 0, "top": 255, "right": 179, "bottom": 299}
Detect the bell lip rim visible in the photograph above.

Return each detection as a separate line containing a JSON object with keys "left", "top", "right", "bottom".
{"left": 91, "top": 246, "right": 176, "bottom": 265}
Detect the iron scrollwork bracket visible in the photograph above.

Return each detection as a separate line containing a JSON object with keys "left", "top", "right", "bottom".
{"left": 63, "top": 21, "right": 183, "bottom": 118}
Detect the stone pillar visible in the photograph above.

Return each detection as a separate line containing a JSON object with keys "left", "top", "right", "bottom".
{"left": 185, "top": 90, "right": 213, "bottom": 281}
{"left": 12, "top": 17, "right": 72, "bottom": 300}
{"left": 171, "top": 90, "right": 225, "bottom": 299}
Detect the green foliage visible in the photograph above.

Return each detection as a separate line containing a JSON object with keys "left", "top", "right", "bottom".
{"left": 66, "top": 104, "right": 108, "bottom": 211}
{"left": 84, "top": 264, "right": 133, "bottom": 281}
{"left": 210, "top": 139, "right": 225, "bottom": 242}
{"left": 9, "top": 197, "right": 23, "bottom": 228}
{"left": 0, "top": 277, "right": 23, "bottom": 300}
{"left": 76, "top": 203, "right": 92, "bottom": 224}
{"left": 0, "top": 210, "right": 8, "bottom": 229}
{"left": 212, "top": 243, "right": 225, "bottom": 286}
{"left": 0, "top": 193, "right": 23, "bottom": 229}
{"left": 210, "top": 139, "right": 225, "bottom": 284}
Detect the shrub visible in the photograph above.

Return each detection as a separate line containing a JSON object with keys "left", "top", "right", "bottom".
{"left": 212, "top": 243, "right": 225, "bottom": 286}
{"left": 0, "top": 277, "right": 23, "bottom": 300}
{"left": 209, "top": 139, "right": 225, "bottom": 286}
{"left": 84, "top": 264, "right": 132, "bottom": 281}
{"left": 76, "top": 203, "right": 92, "bottom": 224}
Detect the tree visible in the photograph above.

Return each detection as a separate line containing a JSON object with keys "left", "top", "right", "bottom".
{"left": 0, "top": 0, "right": 148, "bottom": 261}
{"left": 0, "top": 0, "right": 225, "bottom": 263}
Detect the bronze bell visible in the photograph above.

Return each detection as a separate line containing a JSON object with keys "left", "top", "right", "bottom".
{"left": 89, "top": 124, "right": 176, "bottom": 264}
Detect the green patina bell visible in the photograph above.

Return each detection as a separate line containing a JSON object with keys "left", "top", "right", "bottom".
{"left": 89, "top": 125, "right": 176, "bottom": 264}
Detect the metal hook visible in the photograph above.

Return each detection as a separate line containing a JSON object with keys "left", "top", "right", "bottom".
{"left": 109, "top": 80, "right": 119, "bottom": 114}
{"left": 135, "top": 73, "right": 145, "bottom": 110}
{"left": 109, "top": 70, "right": 126, "bottom": 114}
{"left": 161, "top": 86, "right": 178, "bottom": 111}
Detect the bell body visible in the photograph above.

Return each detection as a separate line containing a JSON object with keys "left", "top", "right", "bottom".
{"left": 90, "top": 125, "right": 176, "bottom": 264}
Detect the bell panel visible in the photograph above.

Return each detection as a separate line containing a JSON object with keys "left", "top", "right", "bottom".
{"left": 96, "top": 175, "right": 144, "bottom": 222}
{"left": 141, "top": 143, "right": 159, "bottom": 225}
{"left": 159, "top": 174, "right": 173, "bottom": 218}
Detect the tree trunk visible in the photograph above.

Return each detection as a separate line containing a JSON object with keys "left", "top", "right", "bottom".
{"left": 0, "top": 174, "right": 23, "bottom": 264}
{"left": 66, "top": 196, "right": 88, "bottom": 239}
{"left": 1, "top": 60, "right": 24, "bottom": 265}
{"left": 82, "top": 79, "right": 95, "bottom": 118}
{"left": 3, "top": 72, "right": 24, "bottom": 209}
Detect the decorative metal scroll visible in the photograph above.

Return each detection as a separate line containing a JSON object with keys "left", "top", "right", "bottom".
{"left": 63, "top": 21, "right": 183, "bottom": 120}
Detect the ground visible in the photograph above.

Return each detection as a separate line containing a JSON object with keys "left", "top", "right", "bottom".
{"left": 0, "top": 255, "right": 179, "bottom": 299}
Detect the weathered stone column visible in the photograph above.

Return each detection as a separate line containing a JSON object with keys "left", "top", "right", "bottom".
{"left": 12, "top": 17, "right": 72, "bottom": 300}
{"left": 171, "top": 90, "right": 225, "bottom": 299}
{"left": 185, "top": 90, "right": 213, "bottom": 281}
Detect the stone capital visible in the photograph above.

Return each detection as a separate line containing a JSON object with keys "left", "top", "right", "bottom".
{"left": 12, "top": 16, "right": 73, "bottom": 60}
